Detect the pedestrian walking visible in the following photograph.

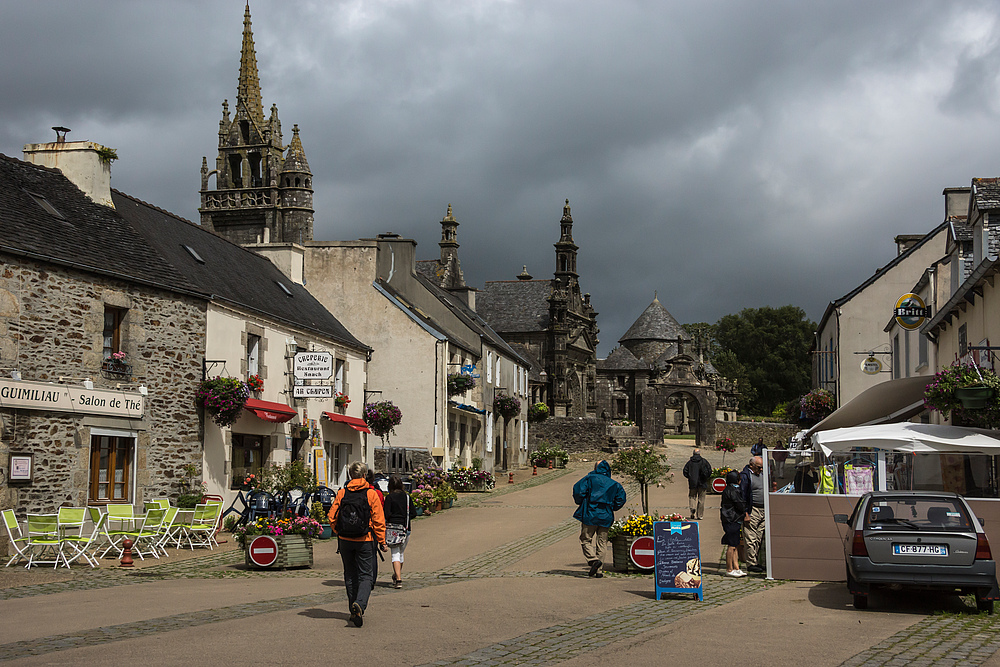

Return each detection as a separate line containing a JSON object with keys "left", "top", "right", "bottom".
{"left": 572, "top": 460, "right": 627, "bottom": 578}
{"left": 366, "top": 468, "right": 385, "bottom": 585}
{"left": 384, "top": 474, "right": 417, "bottom": 589}
{"left": 720, "top": 469, "right": 746, "bottom": 577}
{"left": 329, "top": 461, "right": 387, "bottom": 627}
{"left": 772, "top": 441, "right": 788, "bottom": 479}
{"left": 739, "top": 456, "right": 766, "bottom": 573}
{"left": 682, "top": 448, "right": 712, "bottom": 520}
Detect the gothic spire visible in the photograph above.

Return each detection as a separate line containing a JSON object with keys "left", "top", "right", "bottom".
{"left": 237, "top": 2, "right": 264, "bottom": 128}
{"left": 281, "top": 124, "right": 311, "bottom": 175}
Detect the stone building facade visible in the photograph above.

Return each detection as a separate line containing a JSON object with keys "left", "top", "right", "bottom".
{"left": 478, "top": 200, "right": 600, "bottom": 419}
{"left": 1, "top": 148, "right": 208, "bottom": 517}
{"left": 199, "top": 4, "right": 314, "bottom": 245}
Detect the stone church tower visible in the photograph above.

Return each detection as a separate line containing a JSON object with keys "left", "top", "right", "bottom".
{"left": 199, "top": 3, "right": 314, "bottom": 245}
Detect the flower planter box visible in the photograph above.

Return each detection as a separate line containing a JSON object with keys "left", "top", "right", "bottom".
{"left": 611, "top": 535, "right": 653, "bottom": 574}
{"left": 318, "top": 524, "right": 332, "bottom": 540}
{"left": 244, "top": 534, "right": 314, "bottom": 570}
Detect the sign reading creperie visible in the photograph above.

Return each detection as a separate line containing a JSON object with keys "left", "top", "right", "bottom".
{"left": 0, "top": 379, "right": 144, "bottom": 419}
{"left": 293, "top": 352, "right": 333, "bottom": 380}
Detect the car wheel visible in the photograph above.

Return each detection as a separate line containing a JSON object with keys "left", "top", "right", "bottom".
{"left": 977, "top": 597, "right": 994, "bottom": 615}
{"left": 853, "top": 593, "right": 868, "bottom": 610}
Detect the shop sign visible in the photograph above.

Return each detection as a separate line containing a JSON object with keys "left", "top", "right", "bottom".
{"left": 861, "top": 356, "right": 883, "bottom": 375}
{"left": 293, "top": 352, "right": 333, "bottom": 380}
{"left": 293, "top": 385, "right": 333, "bottom": 399}
{"left": 0, "top": 379, "right": 144, "bottom": 419}
{"left": 894, "top": 293, "right": 930, "bottom": 331}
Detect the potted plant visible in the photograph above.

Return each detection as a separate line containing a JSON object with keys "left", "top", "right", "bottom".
{"left": 364, "top": 400, "right": 402, "bottom": 447}
{"left": 196, "top": 376, "right": 250, "bottom": 427}
{"left": 102, "top": 350, "right": 132, "bottom": 380}
{"left": 714, "top": 437, "right": 736, "bottom": 467}
{"left": 446, "top": 466, "right": 495, "bottom": 492}
{"left": 609, "top": 511, "right": 684, "bottom": 573}
{"left": 410, "top": 485, "right": 436, "bottom": 515}
{"left": 610, "top": 445, "right": 670, "bottom": 516}
{"left": 925, "top": 363, "right": 1000, "bottom": 428}
{"left": 233, "top": 515, "right": 323, "bottom": 569}
{"left": 433, "top": 481, "right": 458, "bottom": 509}
{"left": 334, "top": 392, "right": 351, "bottom": 411}
{"left": 494, "top": 392, "right": 521, "bottom": 420}
{"left": 708, "top": 466, "right": 734, "bottom": 494}
{"left": 447, "top": 373, "right": 476, "bottom": 396}
{"left": 310, "top": 501, "right": 332, "bottom": 539}
{"left": 527, "top": 402, "right": 550, "bottom": 423}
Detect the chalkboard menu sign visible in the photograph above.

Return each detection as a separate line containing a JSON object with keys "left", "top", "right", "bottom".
{"left": 653, "top": 521, "right": 703, "bottom": 601}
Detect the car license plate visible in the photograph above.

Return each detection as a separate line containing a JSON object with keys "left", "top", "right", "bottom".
{"left": 893, "top": 544, "right": 948, "bottom": 556}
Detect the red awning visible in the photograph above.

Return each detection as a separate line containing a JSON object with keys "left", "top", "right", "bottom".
{"left": 324, "top": 411, "right": 372, "bottom": 434}
{"left": 244, "top": 398, "right": 297, "bottom": 423}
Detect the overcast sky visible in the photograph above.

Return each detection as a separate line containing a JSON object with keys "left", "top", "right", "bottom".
{"left": 3, "top": 1, "right": 1000, "bottom": 357}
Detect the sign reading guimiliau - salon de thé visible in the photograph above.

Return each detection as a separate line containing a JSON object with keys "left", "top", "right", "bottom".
{"left": 0, "top": 379, "right": 144, "bottom": 419}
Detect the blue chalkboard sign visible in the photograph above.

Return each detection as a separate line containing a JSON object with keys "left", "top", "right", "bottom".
{"left": 653, "top": 521, "right": 703, "bottom": 601}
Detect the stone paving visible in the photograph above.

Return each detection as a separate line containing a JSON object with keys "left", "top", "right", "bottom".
{"left": 3, "top": 464, "right": 1000, "bottom": 666}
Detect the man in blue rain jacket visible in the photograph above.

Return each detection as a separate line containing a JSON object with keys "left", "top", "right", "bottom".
{"left": 573, "top": 460, "right": 627, "bottom": 578}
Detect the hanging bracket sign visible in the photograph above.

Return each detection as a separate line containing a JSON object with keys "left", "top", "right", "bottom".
{"left": 861, "top": 355, "right": 883, "bottom": 375}
{"left": 893, "top": 293, "right": 930, "bottom": 331}
{"left": 294, "top": 352, "right": 333, "bottom": 380}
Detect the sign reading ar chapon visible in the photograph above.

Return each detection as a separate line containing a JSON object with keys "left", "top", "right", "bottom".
{"left": 293, "top": 385, "right": 333, "bottom": 399}
{"left": 293, "top": 352, "right": 333, "bottom": 380}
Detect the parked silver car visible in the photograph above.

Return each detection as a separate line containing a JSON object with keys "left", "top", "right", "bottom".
{"left": 835, "top": 491, "right": 1000, "bottom": 613}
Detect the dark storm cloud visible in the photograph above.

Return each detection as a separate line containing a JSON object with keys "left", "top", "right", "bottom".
{"left": 3, "top": 1, "right": 1000, "bottom": 355}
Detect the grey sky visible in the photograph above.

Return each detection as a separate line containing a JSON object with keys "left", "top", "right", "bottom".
{"left": 3, "top": 1, "right": 1000, "bottom": 357}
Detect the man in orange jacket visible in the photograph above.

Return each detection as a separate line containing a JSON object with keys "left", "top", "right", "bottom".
{"left": 329, "top": 461, "right": 387, "bottom": 627}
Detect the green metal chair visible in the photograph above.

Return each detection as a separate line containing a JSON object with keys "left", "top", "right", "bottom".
{"left": 61, "top": 513, "right": 106, "bottom": 568}
{"left": 118, "top": 508, "right": 167, "bottom": 560}
{"left": 98, "top": 504, "right": 139, "bottom": 558}
{"left": 25, "top": 514, "right": 67, "bottom": 569}
{"left": 186, "top": 502, "right": 222, "bottom": 550}
{"left": 3, "top": 509, "right": 31, "bottom": 568}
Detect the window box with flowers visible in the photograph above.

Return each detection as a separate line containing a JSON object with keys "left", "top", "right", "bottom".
{"left": 101, "top": 351, "right": 132, "bottom": 380}
{"left": 924, "top": 363, "right": 1000, "bottom": 428}
{"left": 234, "top": 515, "right": 323, "bottom": 569}
{"left": 609, "top": 512, "right": 684, "bottom": 573}
{"left": 196, "top": 377, "right": 250, "bottom": 428}
{"left": 334, "top": 392, "right": 351, "bottom": 413}
{"left": 246, "top": 374, "right": 264, "bottom": 395}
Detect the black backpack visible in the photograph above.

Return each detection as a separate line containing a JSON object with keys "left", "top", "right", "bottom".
{"left": 335, "top": 487, "right": 372, "bottom": 538}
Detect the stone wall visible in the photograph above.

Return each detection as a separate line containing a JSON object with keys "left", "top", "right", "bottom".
{"left": 0, "top": 256, "right": 206, "bottom": 526}
{"left": 715, "top": 421, "right": 799, "bottom": 448}
{"left": 528, "top": 417, "right": 609, "bottom": 454}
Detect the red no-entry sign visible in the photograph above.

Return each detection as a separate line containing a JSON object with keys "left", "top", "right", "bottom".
{"left": 248, "top": 535, "right": 278, "bottom": 567}
{"left": 629, "top": 535, "right": 656, "bottom": 570}
{"left": 711, "top": 477, "right": 727, "bottom": 493}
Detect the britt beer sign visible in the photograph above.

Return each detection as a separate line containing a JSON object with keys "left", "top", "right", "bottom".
{"left": 894, "top": 293, "right": 931, "bottom": 331}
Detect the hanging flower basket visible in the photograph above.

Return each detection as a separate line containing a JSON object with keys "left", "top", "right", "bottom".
{"left": 447, "top": 373, "right": 476, "bottom": 396}
{"left": 925, "top": 363, "right": 1000, "bottom": 428}
{"left": 955, "top": 386, "right": 995, "bottom": 409}
{"left": 196, "top": 377, "right": 250, "bottom": 428}
{"left": 364, "top": 400, "right": 402, "bottom": 445}
{"left": 494, "top": 393, "right": 521, "bottom": 420}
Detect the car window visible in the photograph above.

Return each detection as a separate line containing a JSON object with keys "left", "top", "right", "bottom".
{"left": 863, "top": 497, "right": 973, "bottom": 532}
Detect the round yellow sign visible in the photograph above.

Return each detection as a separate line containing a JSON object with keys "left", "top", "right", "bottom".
{"left": 894, "top": 293, "right": 928, "bottom": 331}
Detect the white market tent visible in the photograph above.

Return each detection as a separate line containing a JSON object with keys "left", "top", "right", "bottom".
{"left": 812, "top": 422, "right": 1000, "bottom": 456}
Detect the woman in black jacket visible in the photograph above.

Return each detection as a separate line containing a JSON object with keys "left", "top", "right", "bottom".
{"left": 720, "top": 469, "right": 747, "bottom": 577}
{"left": 384, "top": 475, "right": 418, "bottom": 589}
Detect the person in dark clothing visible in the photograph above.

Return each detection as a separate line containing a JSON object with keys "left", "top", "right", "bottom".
{"left": 365, "top": 469, "right": 385, "bottom": 585}
{"left": 738, "top": 456, "right": 766, "bottom": 573}
{"left": 720, "top": 469, "right": 747, "bottom": 577}
{"left": 794, "top": 462, "right": 818, "bottom": 494}
{"left": 384, "top": 474, "right": 417, "bottom": 589}
{"left": 573, "top": 460, "right": 627, "bottom": 578}
{"left": 682, "top": 449, "right": 713, "bottom": 520}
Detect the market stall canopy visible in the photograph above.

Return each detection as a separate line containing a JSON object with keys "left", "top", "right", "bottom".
{"left": 323, "top": 411, "right": 371, "bottom": 433}
{"left": 813, "top": 422, "right": 1000, "bottom": 456}
{"left": 804, "top": 376, "right": 931, "bottom": 437}
{"left": 244, "top": 398, "right": 297, "bottom": 423}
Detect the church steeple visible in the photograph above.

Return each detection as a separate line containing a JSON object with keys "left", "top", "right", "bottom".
{"left": 554, "top": 199, "right": 579, "bottom": 280}
{"left": 238, "top": 2, "right": 264, "bottom": 128}
{"left": 199, "top": 2, "right": 313, "bottom": 246}
{"left": 439, "top": 203, "right": 459, "bottom": 264}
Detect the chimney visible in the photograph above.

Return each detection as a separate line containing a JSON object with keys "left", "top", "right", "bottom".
{"left": 943, "top": 186, "right": 971, "bottom": 221}
{"left": 23, "top": 127, "right": 116, "bottom": 208}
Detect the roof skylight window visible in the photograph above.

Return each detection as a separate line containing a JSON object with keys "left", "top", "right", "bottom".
{"left": 276, "top": 281, "right": 293, "bottom": 297}
{"left": 25, "top": 191, "right": 65, "bottom": 220}
{"left": 182, "top": 245, "right": 205, "bottom": 264}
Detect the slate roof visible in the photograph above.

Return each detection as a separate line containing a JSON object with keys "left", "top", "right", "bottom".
{"left": 508, "top": 342, "right": 544, "bottom": 381}
{"left": 949, "top": 216, "right": 973, "bottom": 242}
{"left": 597, "top": 346, "right": 651, "bottom": 371}
{"left": 620, "top": 296, "right": 688, "bottom": 344}
{"left": 973, "top": 178, "right": 1000, "bottom": 210}
{"left": 477, "top": 280, "right": 552, "bottom": 333}
{"left": 0, "top": 154, "right": 203, "bottom": 297}
{"left": 112, "top": 191, "right": 368, "bottom": 351}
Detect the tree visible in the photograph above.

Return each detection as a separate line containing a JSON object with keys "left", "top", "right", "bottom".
{"left": 712, "top": 306, "right": 815, "bottom": 416}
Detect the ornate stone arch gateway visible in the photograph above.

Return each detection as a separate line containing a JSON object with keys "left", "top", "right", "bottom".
{"left": 656, "top": 386, "right": 716, "bottom": 447}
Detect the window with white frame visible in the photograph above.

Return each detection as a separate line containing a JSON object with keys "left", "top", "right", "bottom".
{"left": 487, "top": 351, "right": 493, "bottom": 383}
{"left": 335, "top": 358, "right": 345, "bottom": 394}
{"left": 495, "top": 356, "right": 501, "bottom": 385}
{"left": 247, "top": 333, "right": 261, "bottom": 376}
{"left": 486, "top": 412, "right": 493, "bottom": 452}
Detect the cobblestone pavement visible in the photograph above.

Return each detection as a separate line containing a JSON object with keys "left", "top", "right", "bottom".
{"left": 3, "top": 467, "right": 1000, "bottom": 666}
